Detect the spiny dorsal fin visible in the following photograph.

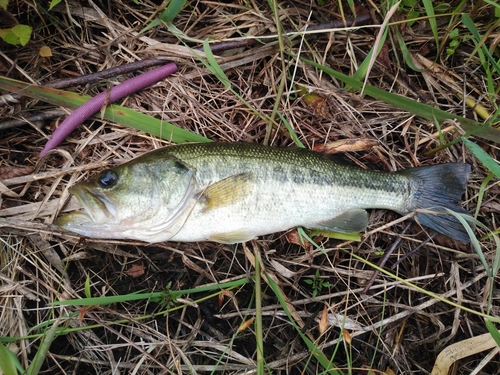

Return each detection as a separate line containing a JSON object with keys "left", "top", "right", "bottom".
{"left": 203, "top": 172, "right": 255, "bottom": 211}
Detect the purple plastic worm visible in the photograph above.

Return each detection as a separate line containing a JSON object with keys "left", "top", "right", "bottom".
{"left": 39, "top": 62, "right": 178, "bottom": 156}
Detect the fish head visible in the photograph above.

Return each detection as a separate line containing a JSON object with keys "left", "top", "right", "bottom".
{"left": 58, "top": 154, "right": 197, "bottom": 241}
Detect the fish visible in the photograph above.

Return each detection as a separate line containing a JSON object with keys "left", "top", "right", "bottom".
{"left": 57, "top": 142, "right": 473, "bottom": 243}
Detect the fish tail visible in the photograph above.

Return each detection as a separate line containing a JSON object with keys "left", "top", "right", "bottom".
{"left": 399, "top": 163, "right": 473, "bottom": 242}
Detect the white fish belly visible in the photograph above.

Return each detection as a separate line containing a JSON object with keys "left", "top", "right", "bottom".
{"left": 169, "top": 178, "right": 407, "bottom": 242}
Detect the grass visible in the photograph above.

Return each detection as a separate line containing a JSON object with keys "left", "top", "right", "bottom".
{"left": 1, "top": 0, "right": 500, "bottom": 374}
{"left": 0, "top": 76, "right": 210, "bottom": 145}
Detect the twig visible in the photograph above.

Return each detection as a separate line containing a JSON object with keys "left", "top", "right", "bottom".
{"left": 0, "top": 109, "right": 67, "bottom": 130}
{"left": 362, "top": 223, "right": 411, "bottom": 293}
{"left": 390, "top": 235, "right": 434, "bottom": 268}
{"left": 0, "top": 57, "right": 170, "bottom": 106}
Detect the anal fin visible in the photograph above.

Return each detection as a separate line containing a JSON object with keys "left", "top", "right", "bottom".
{"left": 314, "top": 209, "right": 369, "bottom": 233}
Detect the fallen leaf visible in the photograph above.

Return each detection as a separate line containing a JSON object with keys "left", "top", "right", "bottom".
{"left": 237, "top": 317, "right": 254, "bottom": 333}
{"left": 285, "top": 229, "right": 310, "bottom": 248}
{"left": 296, "top": 84, "right": 330, "bottom": 119}
{"left": 342, "top": 328, "right": 352, "bottom": 345}
{"left": 124, "top": 263, "right": 145, "bottom": 278}
{"left": 79, "top": 306, "right": 90, "bottom": 323}
{"left": 217, "top": 289, "right": 234, "bottom": 308}
{"left": 319, "top": 305, "right": 329, "bottom": 335}
{"left": 269, "top": 259, "right": 296, "bottom": 278}
{"left": 431, "top": 330, "right": 500, "bottom": 375}
{"left": 313, "top": 139, "right": 378, "bottom": 154}
{"left": 0, "top": 166, "right": 35, "bottom": 180}
{"left": 39, "top": 45, "right": 52, "bottom": 57}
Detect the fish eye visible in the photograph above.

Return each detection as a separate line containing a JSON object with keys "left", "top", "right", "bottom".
{"left": 97, "top": 170, "right": 118, "bottom": 188}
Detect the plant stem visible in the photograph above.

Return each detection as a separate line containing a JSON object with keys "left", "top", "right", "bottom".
{"left": 254, "top": 245, "right": 265, "bottom": 374}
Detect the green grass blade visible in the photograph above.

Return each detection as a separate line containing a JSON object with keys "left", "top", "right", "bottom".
{"left": 492, "top": 232, "right": 500, "bottom": 278}
{"left": 160, "top": 0, "right": 187, "bottom": 22}
{"left": 474, "top": 172, "right": 495, "bottom": 219}
{"left": 139, "top": 17, "right": 163, "bottom": 34}
{"left": 442, "top": 209, "right": 488, "bottom": 273}
{"left": 52, "top": 277, "right": 250, "bottom": 306}
{"left": 461, "top": 13, "right": 500, "bottom": 76}
{"left": 485, "top": 319, "right": 500, "bottom": 347}
{"left": 462, "top": 137, "right": 500, "bottom": 178}
{"left": 277, "top": 111, "right": 304, "bottom": 147}
{"left": 84, "top": 273, "right": 92, "bottom": 298}
{"left": 460, "top": 12, "right": 500, "bottom": 95}
{"left": 203, "top": 40, "right": 232, "bottom": 88}
{"left": 26, "top": 318, "right": 60, "bottom": 375}
{"left": 264, "top": 273, "right": 342, "bottom": 374}
{"left": 300, "top": 57, "right": 500, "bottom": 144}
{"left": 0, "top": 76, "right": 210, "bottom": 144}
{"left": 166, "top": 22, "right": 204, "bottom": 44}
{"left": 394, "top": 26, "right": 422, "bottom": 71}
{"left": 491, "top": 233, "right": 500, "bottom": 283}
{"left": 53, "top": 290, "right": 151, "bottom": 306}
{"left": 253, "top": 249, "right": 265, "bottom": 375}
{"left": 352, "top": 26, "right": 389, "bottom": 82}
{"left": 422, "top": 0, "right": 439, "bottom": 51}
{"left": 0, "top": 342, "right": 20, "bottom": 375}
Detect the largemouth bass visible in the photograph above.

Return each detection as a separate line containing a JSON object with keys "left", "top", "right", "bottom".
{"left": 58, "top": 143, "right": 472, "bottom": 243}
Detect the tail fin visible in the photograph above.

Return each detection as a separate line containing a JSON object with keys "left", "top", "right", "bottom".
{"left": 399, "top": 163, "right": 472, "bottom": 242}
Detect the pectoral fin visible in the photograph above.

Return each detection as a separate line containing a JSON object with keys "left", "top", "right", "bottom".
{"left": 314, "top": 209, "right": 369, "bottom": 233}
{"left": 203, "top": 173, "right": 255, "bottom": 211}
{"left": 209, "top": 230, "right": 256, "bottom": 244}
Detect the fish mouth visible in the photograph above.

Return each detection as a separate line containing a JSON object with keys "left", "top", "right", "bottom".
{"left": 58, "top": 184, "right": 117, "bottom": 228}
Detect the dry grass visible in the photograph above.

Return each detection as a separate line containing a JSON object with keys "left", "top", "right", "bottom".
{"left": 1, "top": 1, "right": 499, "bottom": 374}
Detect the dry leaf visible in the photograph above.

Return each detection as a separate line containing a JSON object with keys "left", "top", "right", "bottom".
{"left": 217, "top": 289, "right": 234, "bottom": 308}
{"left": 313, "top": 139, "right": 378, "bottom": 154}
{"left": 124, "top": 263, "right": 145, "bottom": 278}
{"left": 296, "top": 84, "right": 330, "bottom": 119}
{"left": 342, "top": 328, "right": 352, "bottom": 345}
{"left": 237, "top": 317, "right": 254, "bottom": 333}
{"left": 269, "top": 259, "right": 296, "bottom": 278}
{"left": 320, "top": 313, "right": 364, "bottom": 331}
{"left": 303, "top": 93, "right": 330, "bottom": 119}
{"left": 482, "top": 201, "right": 500, "bottom": 212}
{"left": 431, "top": 330, "right": 500, "bottom": 375}
{"left": 319, "top": 305, "right": 329, "bottom": 335}
{"left": 39, "top": 45, "right": 52, "bottom": 57}
{"left": 0, "top": 166, "right": 35, "bottom": 180}
{"left": 285, "top": 229, "right": 310, "bottom": 248}
{"left": 79, "top": 306, "right": 90, "bottom": 323}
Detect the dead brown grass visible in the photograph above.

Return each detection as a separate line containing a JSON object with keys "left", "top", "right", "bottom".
{"left": 1, "top": 1, "right": 499, "bottom": 374}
